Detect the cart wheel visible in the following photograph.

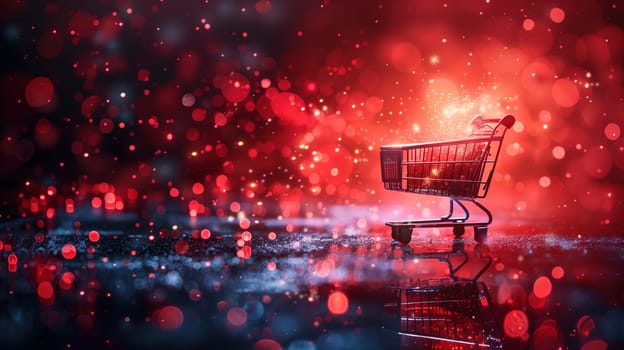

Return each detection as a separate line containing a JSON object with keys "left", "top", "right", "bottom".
{"left": 393, "top": 226, "right": 412, "bottom": 244}
{"left": 452, "top": 225, "right": 465, "bottom": 238}
{"left": 474, "top": 226, "right": 488, "bottom": 243}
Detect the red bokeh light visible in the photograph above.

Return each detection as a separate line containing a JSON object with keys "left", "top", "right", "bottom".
{"left": 25, "top": 77, "right": 54, "bottom": 108}
{"left": 153, "top": 306, "right": 184, "bottom": 331}
{"left": 254, "top": 339, "right": 282, "bottom": 350}
{"left": 88, "top": 230, "right": 100, "bottom": 242}
{"left": 504, "top": 309, "right": 529, "bottom": 338}
{"left": 533, "top": 276, "right": 553, "bottom": 298}
{"left": 37, "top": 281, "right": 54, "bottom": 299}
{"left": 61, "top": 243, "right": 77, "bottom": 260}
{"left": 328, "top": 291, "right": 349, "bottom": 315}
{"left": 227, "top": 307, "right": 247, "bottom": 327}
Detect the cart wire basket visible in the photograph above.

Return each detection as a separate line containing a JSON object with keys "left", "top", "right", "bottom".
{"left": 380, "top": 115, "right": 515, "bottom": 243}
{"left": 382, "top": 247, "right": 502, "bottom": 349}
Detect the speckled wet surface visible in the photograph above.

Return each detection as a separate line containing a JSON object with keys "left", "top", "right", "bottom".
{"left": 1, "top": 208, "right": 622, "bottom": 350}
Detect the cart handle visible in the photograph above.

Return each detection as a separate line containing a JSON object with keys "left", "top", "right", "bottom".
{"left": 469, "top": 114, "right": 515, "bottom": 130}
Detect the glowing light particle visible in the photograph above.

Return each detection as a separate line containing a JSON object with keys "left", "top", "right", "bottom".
{"left": 241, "top": 231, "right": 252, "bottom": 241}
{"left": 328, "top": 291, "right": 349, "bottom": 315}
{"left": 25, "top": 77, "right": 54, "bottom": 108}
{"left": 549, "top": 7, "right": 565, "bottom": 23}
{"left": 175, "top": 240, "right": 189, "bottom": 255}
{"left": 522, "top": 19, "right": 535, "bottom": 31}
{"left": 200, "top": 229, "right": 211, "bottom": 239}
{"left": 254, "top": 339, "right": 282, "bottom": 350}
{"left": 552, "top": 79, "right": 579, "bottom": 107}
{"left": 239, "top": 218, "right": 251, "bottom": 230}
{"left": 533, "top": 276, "right": 553, "bottom": 298}
{"left": 504, "top": 310, "right": 529, "bottom": 338}
{"left": 604, "top": 123, "right": 620, "bottom": 141}
{"left": 62, "top": 243, "right": 77, "bottom": 260}
{"left": 59, "top": 272, "right": 75, "bottom": 290}
{"left": 192, "top": 183, "right": 204, "bottom": 195}
{"left": 37, "top": 281, "right": 54, "bottom": 299}
{"left": 154, "top": 306, "right": 184, "bottom": 330}
{"left": 182, "top": 93, "right": 196, "bottom": 107}
{"left": 191, "top": 108, "right": 207, "bottom": 122}
{"left": 88, "top": 230, "right": 100, "bottom": 242}
{"left": 580, "top": 339, "right": 608, "bottom": 350}
{"left": 227, "top": 307, "right": 247, "bottom": 327}
{"left": 260, "top": 78, "right": 271, "bottom": 88}
{"left": 539, "top": 176, "right": 551, "bottom": 187}
{"left": 189, "top": 289, "right": 202, "bottom": 301}
{"left": 552, "top": 146, "right": 566, "bottom": 159}
{"left": 577, "top": 315, "right": 595, "bottom": 338}
{"left": 221, "top": 72, "right": 250, "bottom": 102}
{"left": 551, "top": 266, "right": 565, "bottom": 279}
{"left": 8, "top": 253, "right": 18, "bottom": 272}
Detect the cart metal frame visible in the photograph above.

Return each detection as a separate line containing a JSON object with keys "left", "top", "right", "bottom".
{"left": 380, "top": 115, "right": 515, "bottom": 243}
{"left": 382, "top": 246, "right": 502, "bottom": 349}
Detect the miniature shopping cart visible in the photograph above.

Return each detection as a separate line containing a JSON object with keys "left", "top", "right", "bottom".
{"left": 380, "top": 114, "right": 515, "bottom": 244}
{"left": 382, "top": 247, "right": 502, "bottom": 349}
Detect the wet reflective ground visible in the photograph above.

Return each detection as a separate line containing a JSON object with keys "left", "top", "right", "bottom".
{"left": 0, "top": 207, "right": 623, "bottom": 349}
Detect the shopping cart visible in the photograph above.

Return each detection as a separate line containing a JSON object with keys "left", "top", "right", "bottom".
{"left": 382, "top": 245, "right": 502, "bottom": 349}
{"left": 380, "top": 115, "right": 515, "bottom": 244}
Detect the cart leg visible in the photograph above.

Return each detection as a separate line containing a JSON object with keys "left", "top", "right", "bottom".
{"left": 474, "top": 226, "right": 488, "bottom": 243}
{"left": 452, "top": 225, "right": 465, "bottom": 238}
{"left": 391, "top": 226, "right": 412, "bottom": 244}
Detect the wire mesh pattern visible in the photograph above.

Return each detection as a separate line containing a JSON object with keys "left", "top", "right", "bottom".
{"left": 381, "top": 139, "right": 490, "bottom": 198}
{"left": 380, "top": 115, "right": 515, "bottom": 200}
{"left": 383, "top": 279, "right": 502, "bottom": 349}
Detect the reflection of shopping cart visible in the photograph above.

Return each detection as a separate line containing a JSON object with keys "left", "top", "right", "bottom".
{"left": 382, "top": 247, "right": 502, "bottom": 349}
{"left": 380, "top": 115, "right": 515, "bottom": 243}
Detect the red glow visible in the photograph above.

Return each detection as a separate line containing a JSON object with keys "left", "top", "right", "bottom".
{"left": 191, "top": 108, "right": 207, "bottom": 122}
{"left": 137, "top": 68, "right": 150, "bottom": 82}
{"left": 200, "top": 229, "right": 211, "bottom": 240}
{"left": 59, "top": 272, "right": 75, "bottom": 290}
{"left": 61, "top": 243, "right": 77, "bottom": 260}
{"left": 581, "top": 339, "right": 608, "bottom": 350}
{"left": 328, "top": 291, "right": 349, "bottom": 315}
{"left": 25, "top": 77, "right": 54, "bottom": 108}
{"left": 154, "top": 306, "right": 184, "bottom": 330}
{"left": 227, "top": 307, "right": 247, "bottom": 327}
{"left": 551, "top": 266, "right": 565, "bottom": 279}
{"left": 604, "top": 123, "right": 621, "bottom": 141}
{"left": 169, "top": 187, "right": 180, "bottom": 198}
{"left": 529, "top": 291, "right": 547, "bottom": 309}
{"left": 551, "top": 79, "right": 579, "bottom": 107}
{"left": 254, "top": 339, "right": 282, "bottom": 350}
{"left": 88, "top": 230, "right": 100, "bottom": 242}
{"left": 241, "top": 231, "right": 252, "bottom": 241}
{"left": 533, "top": 276, "right": 553, "bottom": 298}
{"left": 175, "top": 240, "right": 189, "bottom": 255}
{"left": 577, "top": 315, "right": 595, "bottom": 338}
{"left": 191, "top": 182, "right": 204, "bottom": 195}
{"left": 65, "top": 199, "right": 75, "bottom": 213}
{"left": 239, "top": 218, "right": 251, "bottom": 230}
{"left": 91, "top": 197, "right": 103, "bottom": 209}
{"left": 37, "top": 281, "right": 54, "bottom": 299}
{"left": 549, "top": 8, "right": 565, "bottom": 23}
{"left": 220, "top": 72, "right": 250, "bottom": 103}
{"left": 8, "top": 253, "right": 18, "bottom": 273}
{"left": 522, "top": 18, "right": 535, "bottom": 31}
{"left": 504, "top": 309, "right": 529, "bottom": 338}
